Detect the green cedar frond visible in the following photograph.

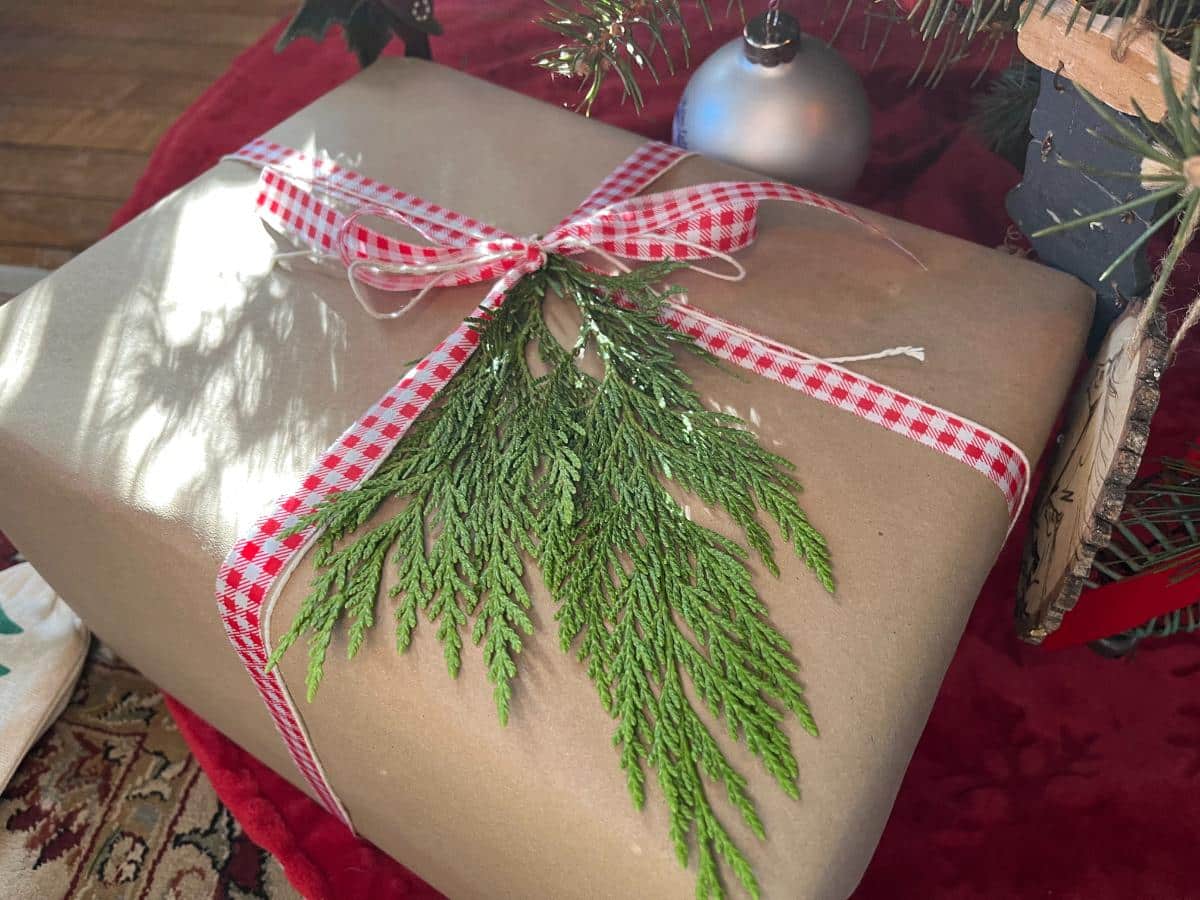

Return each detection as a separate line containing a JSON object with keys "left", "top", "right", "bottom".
{"left": 271, "top": 253, "right": 832, "bottom": 898}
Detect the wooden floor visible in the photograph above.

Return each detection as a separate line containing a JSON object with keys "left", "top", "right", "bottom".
{"left": 0, "top": 0, "right": 294, "bottom": 268}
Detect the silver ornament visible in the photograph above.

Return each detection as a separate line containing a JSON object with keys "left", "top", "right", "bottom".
{"left": 672, "top": 10, "right": 871, "bottom": 196}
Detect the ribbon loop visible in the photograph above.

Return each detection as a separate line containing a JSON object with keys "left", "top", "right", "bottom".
{"left": 245, "top": 138, "right": 922, "bottom": 316}
{"left": 336, "top": 203, "right": 542, "bottom": 295}
{"left": 219, "top": 138, "right": 1020, "bottom": 831}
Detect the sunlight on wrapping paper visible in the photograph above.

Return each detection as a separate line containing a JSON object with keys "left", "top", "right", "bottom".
{"left": 0, "top": 288, "right": 51, "bottom": 408}
{"left": 91, "top": 176, "right": 344, "bottom": 547}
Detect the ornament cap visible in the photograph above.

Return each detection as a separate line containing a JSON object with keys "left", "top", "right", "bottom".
{"left": 743, "top": 9, "right": 801, "bottom": 67}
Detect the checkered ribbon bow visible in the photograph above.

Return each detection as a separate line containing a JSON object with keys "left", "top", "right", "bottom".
{"left": 219, "top": 138, "right": 1031, "bottom": 828}
{"left": 235, "top": 138, "right": 918, "bottom": 318}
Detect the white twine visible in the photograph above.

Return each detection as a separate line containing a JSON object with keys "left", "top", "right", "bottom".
{"left": 670, "top": 294, "right": 925, "bottom": 368}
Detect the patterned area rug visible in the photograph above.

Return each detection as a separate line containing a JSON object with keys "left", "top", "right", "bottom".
{"left": 0, "top": 640, "right": 298, "bottom": 900}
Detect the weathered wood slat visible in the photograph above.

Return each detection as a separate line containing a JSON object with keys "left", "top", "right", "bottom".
{"left": 0, "top": 35, "right": 260, "bottom": 79}
{"left": 0, "top": 7, "right": 281, "bottom": 47}
{"left": 0, "top": 69, "right": 211, "bottom": 111}
{"left": 0, "top": 146, "right": 147, "bottom": 200}
{"left": 0, "top": 0, "right": 292, "bottom": 268}
{"left": 57, "top": 0, "right": 292, "bottom": 14}
{"left": 0, "top": 246, "right": 76, "bottom": 269}
{"left": 0, "top": 193, "right": 121, "bottom": 249}
{"left": 0, "top": 104, "right": 182, "bottom": 153}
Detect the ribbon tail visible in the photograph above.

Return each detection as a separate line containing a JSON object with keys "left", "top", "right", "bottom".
{"left": 863, "top": 219, "right": 927, "bottom": 270}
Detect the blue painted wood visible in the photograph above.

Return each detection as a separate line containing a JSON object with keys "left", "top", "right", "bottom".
{"left": 1007, "top": 67, "right": 1156, "bottom": 349}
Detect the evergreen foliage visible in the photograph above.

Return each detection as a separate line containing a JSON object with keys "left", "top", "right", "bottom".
{"left": 278, "top": 0, "right": 441, "bottom": 65}
{"left": 270, "top": 254, "right": 833, "bottom": 898}
{"left": 535, "top": 1, "right": 737, "bottom": 111}
{"left": 1088, "top": 456, "right": 1200, "bottom": 587}
{"left": 971, "top": 58, "right": 1040, "bottom": 169}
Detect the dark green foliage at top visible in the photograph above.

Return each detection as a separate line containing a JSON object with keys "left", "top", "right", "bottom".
{"left": 278, "top": 0, "right": 441, "bottom": 66}
{"left": 275, "top": 0, "right": 1200, "bottom": 113}
{"left": 971, "top": 58, "right": 1040, "bottom": 171}
{"left": 270, "top": 254, "right": 833, "bottom": 898}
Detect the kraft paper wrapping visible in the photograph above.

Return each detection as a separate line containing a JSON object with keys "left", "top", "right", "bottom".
{"left": 0, "top": 60, "right": 1094, "bottom": 899}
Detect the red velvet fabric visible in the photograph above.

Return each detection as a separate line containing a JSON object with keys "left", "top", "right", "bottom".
{"left": 103, "top": 4, "right": 1200, "bottom": 897}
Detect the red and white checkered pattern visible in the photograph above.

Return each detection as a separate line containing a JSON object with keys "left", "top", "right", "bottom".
{"left": 218, "top": 139, "right": 1029, "bottom": 828}
{"left": 659, "top": 303, "right": 1028, "bottom": 519}
{"left": 232, "top": 138, "right": 919, "bottom": 297}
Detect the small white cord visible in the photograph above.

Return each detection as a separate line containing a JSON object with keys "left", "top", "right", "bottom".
{"left": 671, "top": 300, "right": 925, "bottom": 368}
{"left": 825, "top": 345, "right": 926, "bottom": 364}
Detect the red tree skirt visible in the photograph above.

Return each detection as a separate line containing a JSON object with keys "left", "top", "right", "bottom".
{"left": 109, "top": 4, "right": 1200, "bottom": 897}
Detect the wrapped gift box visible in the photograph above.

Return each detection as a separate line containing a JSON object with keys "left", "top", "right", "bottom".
{"left": 0, "top": 60, "right": 1093, "bottom": 898}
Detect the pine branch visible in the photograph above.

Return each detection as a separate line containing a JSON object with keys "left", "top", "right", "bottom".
{"left": 971, "top": 58, "right": 1040, "bottom": 168}
{"left": 534, "top": 1, "right": 740, "bottom": 113}
{"left": 270, "top": 253, "right": 832, "bottom": 898}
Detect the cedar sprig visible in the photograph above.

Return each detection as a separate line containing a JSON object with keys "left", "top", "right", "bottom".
{"left": 270, "top": 253, "right": 832, "bottom": 898}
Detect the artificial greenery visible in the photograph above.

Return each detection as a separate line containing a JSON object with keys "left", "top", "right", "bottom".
{"left": 1130, "top": 600, "right": 1200, "bottom": 637}
{"left": 270, "top": 253, "right": 832, "bottom": 899}
{"left": 279, "top": 0, "right": 441, "bottom": 66}
{"left": 1088, "top": 456, "right": 1200, "bottom": 587}
{"left": 839, "top": 0, "right": 1200, "bottom": 87}
{"left": 1084, "top": 456, "right": 1200, "bottom": 650}
{"left": 529, "top": 0, "right": 1200, "bottom": 101}
{"left": 1026, "top": 30, "right": 1200, "bottom": 649}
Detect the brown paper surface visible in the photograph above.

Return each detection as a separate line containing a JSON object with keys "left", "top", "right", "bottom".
{"left": 0, "top": 59, "right": 1093, "bottom": 899}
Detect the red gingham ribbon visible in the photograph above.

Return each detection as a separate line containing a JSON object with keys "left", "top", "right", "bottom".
{"left": 217, "top": 139, "right": 1029, "bottom": 828}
